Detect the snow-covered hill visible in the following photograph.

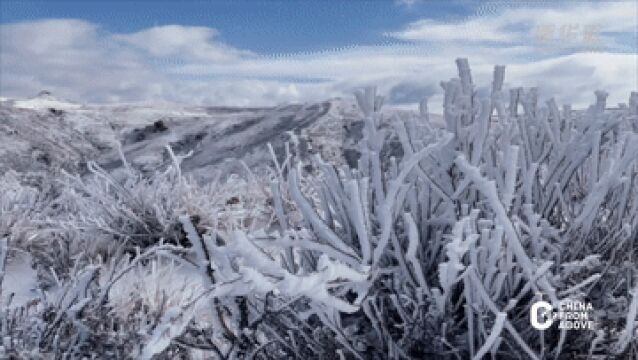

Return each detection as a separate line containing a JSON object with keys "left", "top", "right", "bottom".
{"left": 12, "top": 91, "right": 82, "bottom": 111}
{"left": 1, "top": 93, "right": 438, "bottom": 182}
{"left": 1, "top": 95, "right": 333, "bottom": 177}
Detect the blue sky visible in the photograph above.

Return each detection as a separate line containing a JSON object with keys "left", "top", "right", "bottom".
{"left": 1, "top": 0, "right": 471, "bottom": 53}
{"left": 1, "top": 1, "right": 636, "bottom": 110}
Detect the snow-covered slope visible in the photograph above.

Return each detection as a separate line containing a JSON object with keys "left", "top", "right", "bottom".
{"left": 0, "top": 106, "right": 100, "bottom": 176}
{"left": 2, "top": 94, "right": 429, "bottom": 181}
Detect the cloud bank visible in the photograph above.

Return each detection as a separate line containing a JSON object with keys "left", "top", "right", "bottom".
{"left": 1, "top": 2, "right": 636, "bottom": 111}
{"left": 389, "top": 2, "right": 636, "bottom": 45}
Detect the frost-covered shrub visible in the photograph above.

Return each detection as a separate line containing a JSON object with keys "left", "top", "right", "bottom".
{"left": 263, "top": 59, "right": 638, "bottom": 359}
{"left": 58, "top": 155, "right": 201, "bottom": 253}
{"left": 43, "top": 146, "right": 271, "bottom": 258}
{"left": 0, "top": 171, "right": 40, "bottom": 247}
{"left": 2, "top": 259, "right": 154, "bottom": 358}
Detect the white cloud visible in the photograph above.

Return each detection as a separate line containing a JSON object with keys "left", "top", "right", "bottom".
{"left": 114, "top": 25, "right": 252, "bottom": 62}
{"left": 394, "top": 0, "right": 421, "bottom": 8}
{"left": 388, "top": 18, "right": 513, "bottom": 42}
{"left": 0, "top": 5, "right": 635, "bottom": 112}
{"left": 0, "top": 19, "right": 166, "bottom": 103}
{"left": 388, "top": 2, "right": 636, "bottom": 46}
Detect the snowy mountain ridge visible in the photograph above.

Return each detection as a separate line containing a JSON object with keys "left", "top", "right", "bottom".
{"left": 1, "top": 92, "right": 439, "bottom": 181}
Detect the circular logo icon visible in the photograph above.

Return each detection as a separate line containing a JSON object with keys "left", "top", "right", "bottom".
{"left": 530, "top": 301, "right": 554, "bottom": 330}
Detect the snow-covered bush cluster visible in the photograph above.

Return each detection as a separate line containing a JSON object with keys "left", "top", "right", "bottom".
{"left": 2, "top": 59, "right": 638, "bottom": 359}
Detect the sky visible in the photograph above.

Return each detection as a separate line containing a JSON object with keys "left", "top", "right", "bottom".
{"left": 0, "top": 0, "right": 636, "bottom": 111}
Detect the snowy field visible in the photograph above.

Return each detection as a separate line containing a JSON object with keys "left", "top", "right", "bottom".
{"left": 1, "top": 59, "right": 638, "bottom": 359}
